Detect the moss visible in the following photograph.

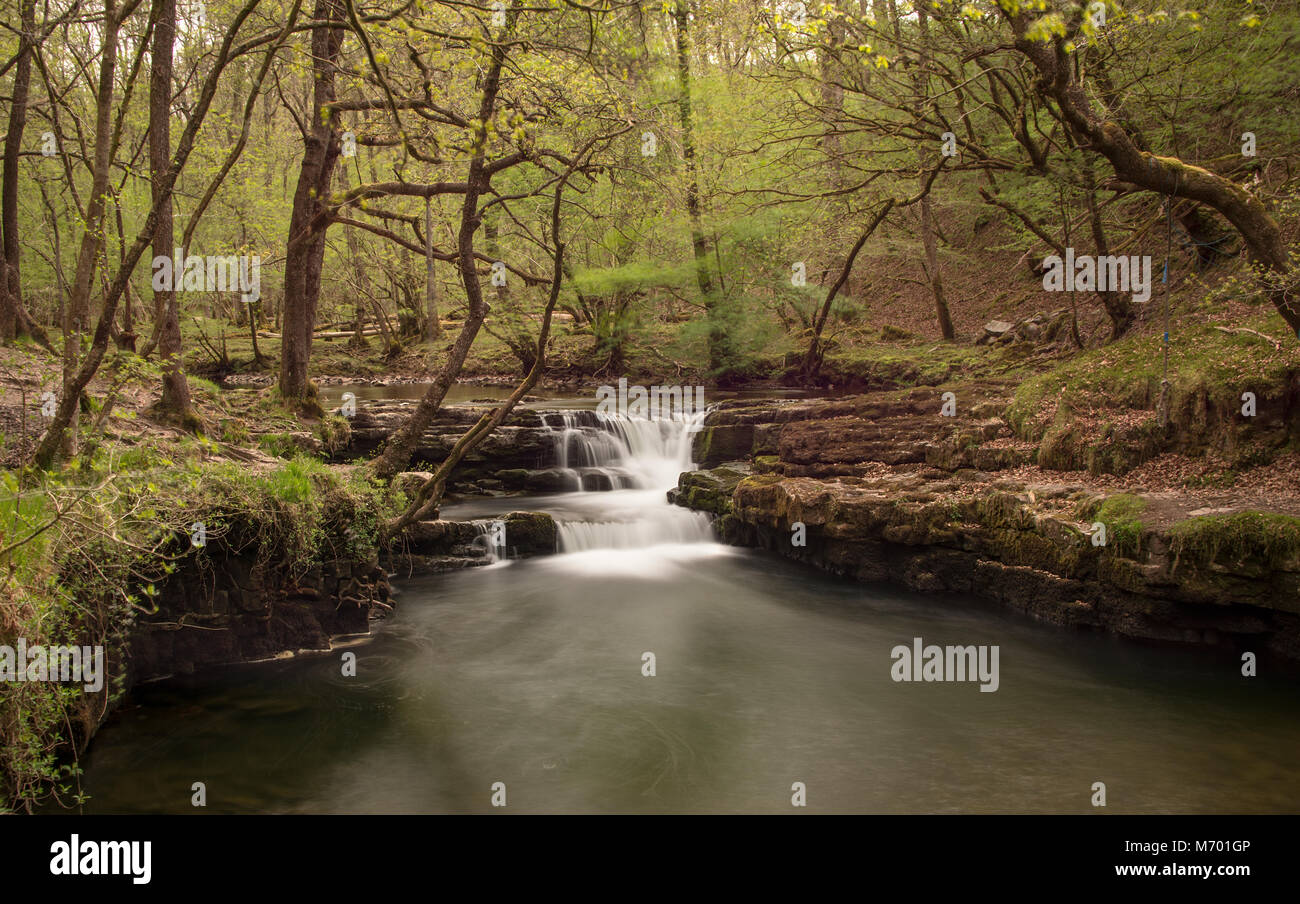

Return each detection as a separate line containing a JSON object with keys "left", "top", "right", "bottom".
{"left": 879, "top": 324, "right": 914, "bottom": 341}
{"left": 1038, "top": 425, "right": 1083, "bottom": 470}
{"left": 1084, "top": 419, "right": 1164, "bottom": 475}
{"left": 1077, "top": 493, "right": 1147, "bottom": 557}
{"left": 821, "top": 342, "right": 997, "bottom": 389}
{"left": 675, "top": 466, "right": 748, "bottom": 515}
{"left": 501, "top": 511, "right": 557, "bottom": 556}
{"left": 1169, "top": 512, "right": 1300, "bottom": 569}
{"left": 219, "top": 418, "right": 250, "bottom": 445}
{"left": 973, "top": 492, "right": 1032, "bottom": 530}
{"left": 0, "top": 453, "right": 400, "bottom": 812}
{"left": 1007, "top": 314, "right": 1300, "bottom": 442}
{"left": 315, "top": 415, "right": 352, "bottom": 456}
{"left": 692, "top": 424, "right": 754, "bottom": 466}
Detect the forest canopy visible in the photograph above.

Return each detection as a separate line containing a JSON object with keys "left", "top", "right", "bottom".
{"left": 0, "top": 1, "right": 1293, "bottom": 452}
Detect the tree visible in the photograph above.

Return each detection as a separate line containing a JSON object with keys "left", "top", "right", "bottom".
{"left": 995, "top": 1, "right": 1300, "bottom": 334}
{"left": 33, "top": 0, "right": 269, "bottom": 469}
{"left": 0, "top": 0, "right": 52, "bottom": 346}
{"left": 150, "top": 0, "right": 197, "bottom": 426}
{"left": 279, "top": 0, "right": 347, "bottom": 411}
{"left": 672, "top": 0, "right": 724, "bottom": 371}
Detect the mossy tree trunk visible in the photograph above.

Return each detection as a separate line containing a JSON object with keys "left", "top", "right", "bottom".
{"left": 279, "top": 0, "right": 346, "bottom": 412}
{"left": 1001, "top": 6, "right": 1300, "bottom": 335}
{"left": 151, "top": 0, "right": 197, "bottom": 427}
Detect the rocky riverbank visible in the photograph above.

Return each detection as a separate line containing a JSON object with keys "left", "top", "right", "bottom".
{"left": 133, "top": 507, "right": 558, "bottom": 684}
{"left": 670, "top": 388, "right": 1300, "bottom": 660}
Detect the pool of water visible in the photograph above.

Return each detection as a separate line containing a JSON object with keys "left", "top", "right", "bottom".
{"left": 69, "top": 406, "right": 1300, "bottom": 814}
{"left": 75, "top": 543, "right": 1300, "bottom": 814}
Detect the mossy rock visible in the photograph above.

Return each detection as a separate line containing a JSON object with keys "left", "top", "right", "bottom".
{"left": 1084, "top": 419, "right": 1164, "bottom": 476}
{"left": 671, "top": 465, "right": 751, "bottom": 515}
{"left": 502, "top": 511, "right": 558, "bottom": 556}
{"left": 692, "top": 425, "right": 756, "bottom": 468}
{"left": 1038, "top": 425, "right": 1084, "bottom": 471}
{"left": 1076, "top": 493, "right": 1147, "bottom": 557}
{"left": 753, "top": 454, "right": 783, "bottom": 474}
{"left": 1169, "top": 512, "right": 1300, "bottom": 571}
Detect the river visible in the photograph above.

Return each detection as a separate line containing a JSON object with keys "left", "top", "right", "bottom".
{"left": 74, "top": 399, "right": 1300, "bottom": 813}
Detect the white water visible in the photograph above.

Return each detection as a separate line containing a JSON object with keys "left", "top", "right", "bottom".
{"left": 470, "top": 519, "right": 508, "bottom": 564}
{"left": 539, "top": 410, "right": 718, "bottom": 555}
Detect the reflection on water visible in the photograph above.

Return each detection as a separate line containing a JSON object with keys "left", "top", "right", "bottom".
{"left": 77, "top": 548, "right": 1300, "bottom": 814}
{"left": 72, "top": 391, "right": 1300, "bottom": 814}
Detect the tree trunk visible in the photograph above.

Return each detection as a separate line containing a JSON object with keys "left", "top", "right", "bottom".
{"left": 801, "top": 201, "right": 895, "bottom": 382}
{"left": 279, "top": 0, "right": 345, "bottom": 411}
{"left": 919, "top": 192, "right": 954, "bottom": 340}
{"left": 370, "top": 2, "right": 518, "bottom": 481}
{"left": 484, "top": 214, "right": 534, "bottom": 374}
{"left": 382, "top": 162, "right": 573, "bottom": 537}
{"left": 32, "top": 0, "right": 267, "bottom": 469}
{"left": 350, "top": 275, "right": 367, "bottom": 348}
{"left": 151, "top": 0, "right": 196, "bottom": 425}
{"left": 345, "top": 221, "right": 378, "bottom": 350}
{"left": 0, "top": 0, "right": 48, "bottom": 345}
{"left": 1090, "top": 56, "right": 1234, "bottom": 271}
{"left": 673, "top": 0, "right": 722, "bottom": 370}
{"left": 1084, "top": 173, "right": 1134, "bottom": 338}
{"left": 911, "top": 4, "right": 954, "bottom": 340}
{"left": 58, "top": 0, "right": 122, "bottom": 459}
{"left": 1003, "top": 9, "right": 1300, "bottom": 334}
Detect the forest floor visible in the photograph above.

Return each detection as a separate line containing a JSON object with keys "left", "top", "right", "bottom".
{"left": 1, "top": 281, "right": 1296, "bottom": 503}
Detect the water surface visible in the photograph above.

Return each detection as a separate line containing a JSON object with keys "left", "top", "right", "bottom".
{"left": 73, "top": 408, "right": 1300, "bottom": 814}
{"left": 78, "top": 549, "right": 1300, "bottom": 814}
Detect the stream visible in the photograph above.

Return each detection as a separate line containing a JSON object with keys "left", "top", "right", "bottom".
{"left": 74, "top": 393, "right": 1300, "bottom": 813}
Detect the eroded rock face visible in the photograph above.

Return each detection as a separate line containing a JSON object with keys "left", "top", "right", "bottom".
{"left": 340, "top": 404, "right": 639, "bottom": 494}
{"left": 343, "top": 402, "right": 551, "bottom": 476}
{"left": 385, "top": 511, "right": 557, "bottom": 575}
{"left": 667, "top": 463, "right": 750, "bottom": 516}
{"left": 130, "top": 549, "right": 390, "bottom": 683}
{"left": 131, "top": 510, "right": 560, "bottom": 682}
{"left": 692, "top": 387, "right": 1026, "bottom": 475}
{"left": 671, "top": 386, "right": 1300, "bottom": 660}
{"left": 671, "top": 468, "right": 1300, "bottom": 657}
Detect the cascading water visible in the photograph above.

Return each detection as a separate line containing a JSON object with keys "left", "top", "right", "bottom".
{"left": 470, "top": 519, "right": 508, "bottom": 563}
{"left": 540, "top": 410, "right": 692, "bottom": 491}
{"left": 540, "top": 409, "right": 716, "bottom": 554}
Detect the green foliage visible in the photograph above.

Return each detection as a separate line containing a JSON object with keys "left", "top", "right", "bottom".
{"left": 1077, "top": 493, "right": 1147, "bottom": 557}
{"left": 258, "top": 432, "right": 301, "bottom": 459}
{"left": 1008, "top": 315, "right": 1300, "bottom": 441}
{"left": 0, "top": 451, "right": 399, "bottom": 811}
{"left": 219, "top": 418, "right": 251, "bottom": 445}
{"left": 1169, "top": 512, "right": 1300, "bottom": 569}
{"left": 314, "top": 415, "right": 352, "bottom": 456}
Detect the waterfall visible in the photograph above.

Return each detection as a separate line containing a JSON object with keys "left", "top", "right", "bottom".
{"left": 540, "top": 410, "right": 698, "bottom": 492}
{"left": 543, "top": 409, "right": 716, "bottom": 553}
{"left": 470, "top": 519, "right": 508, "bottom": 563}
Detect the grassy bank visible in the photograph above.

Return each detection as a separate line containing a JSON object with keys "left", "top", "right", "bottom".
{"left": 0, "top": 435, "right": 400, "bottom": 813}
